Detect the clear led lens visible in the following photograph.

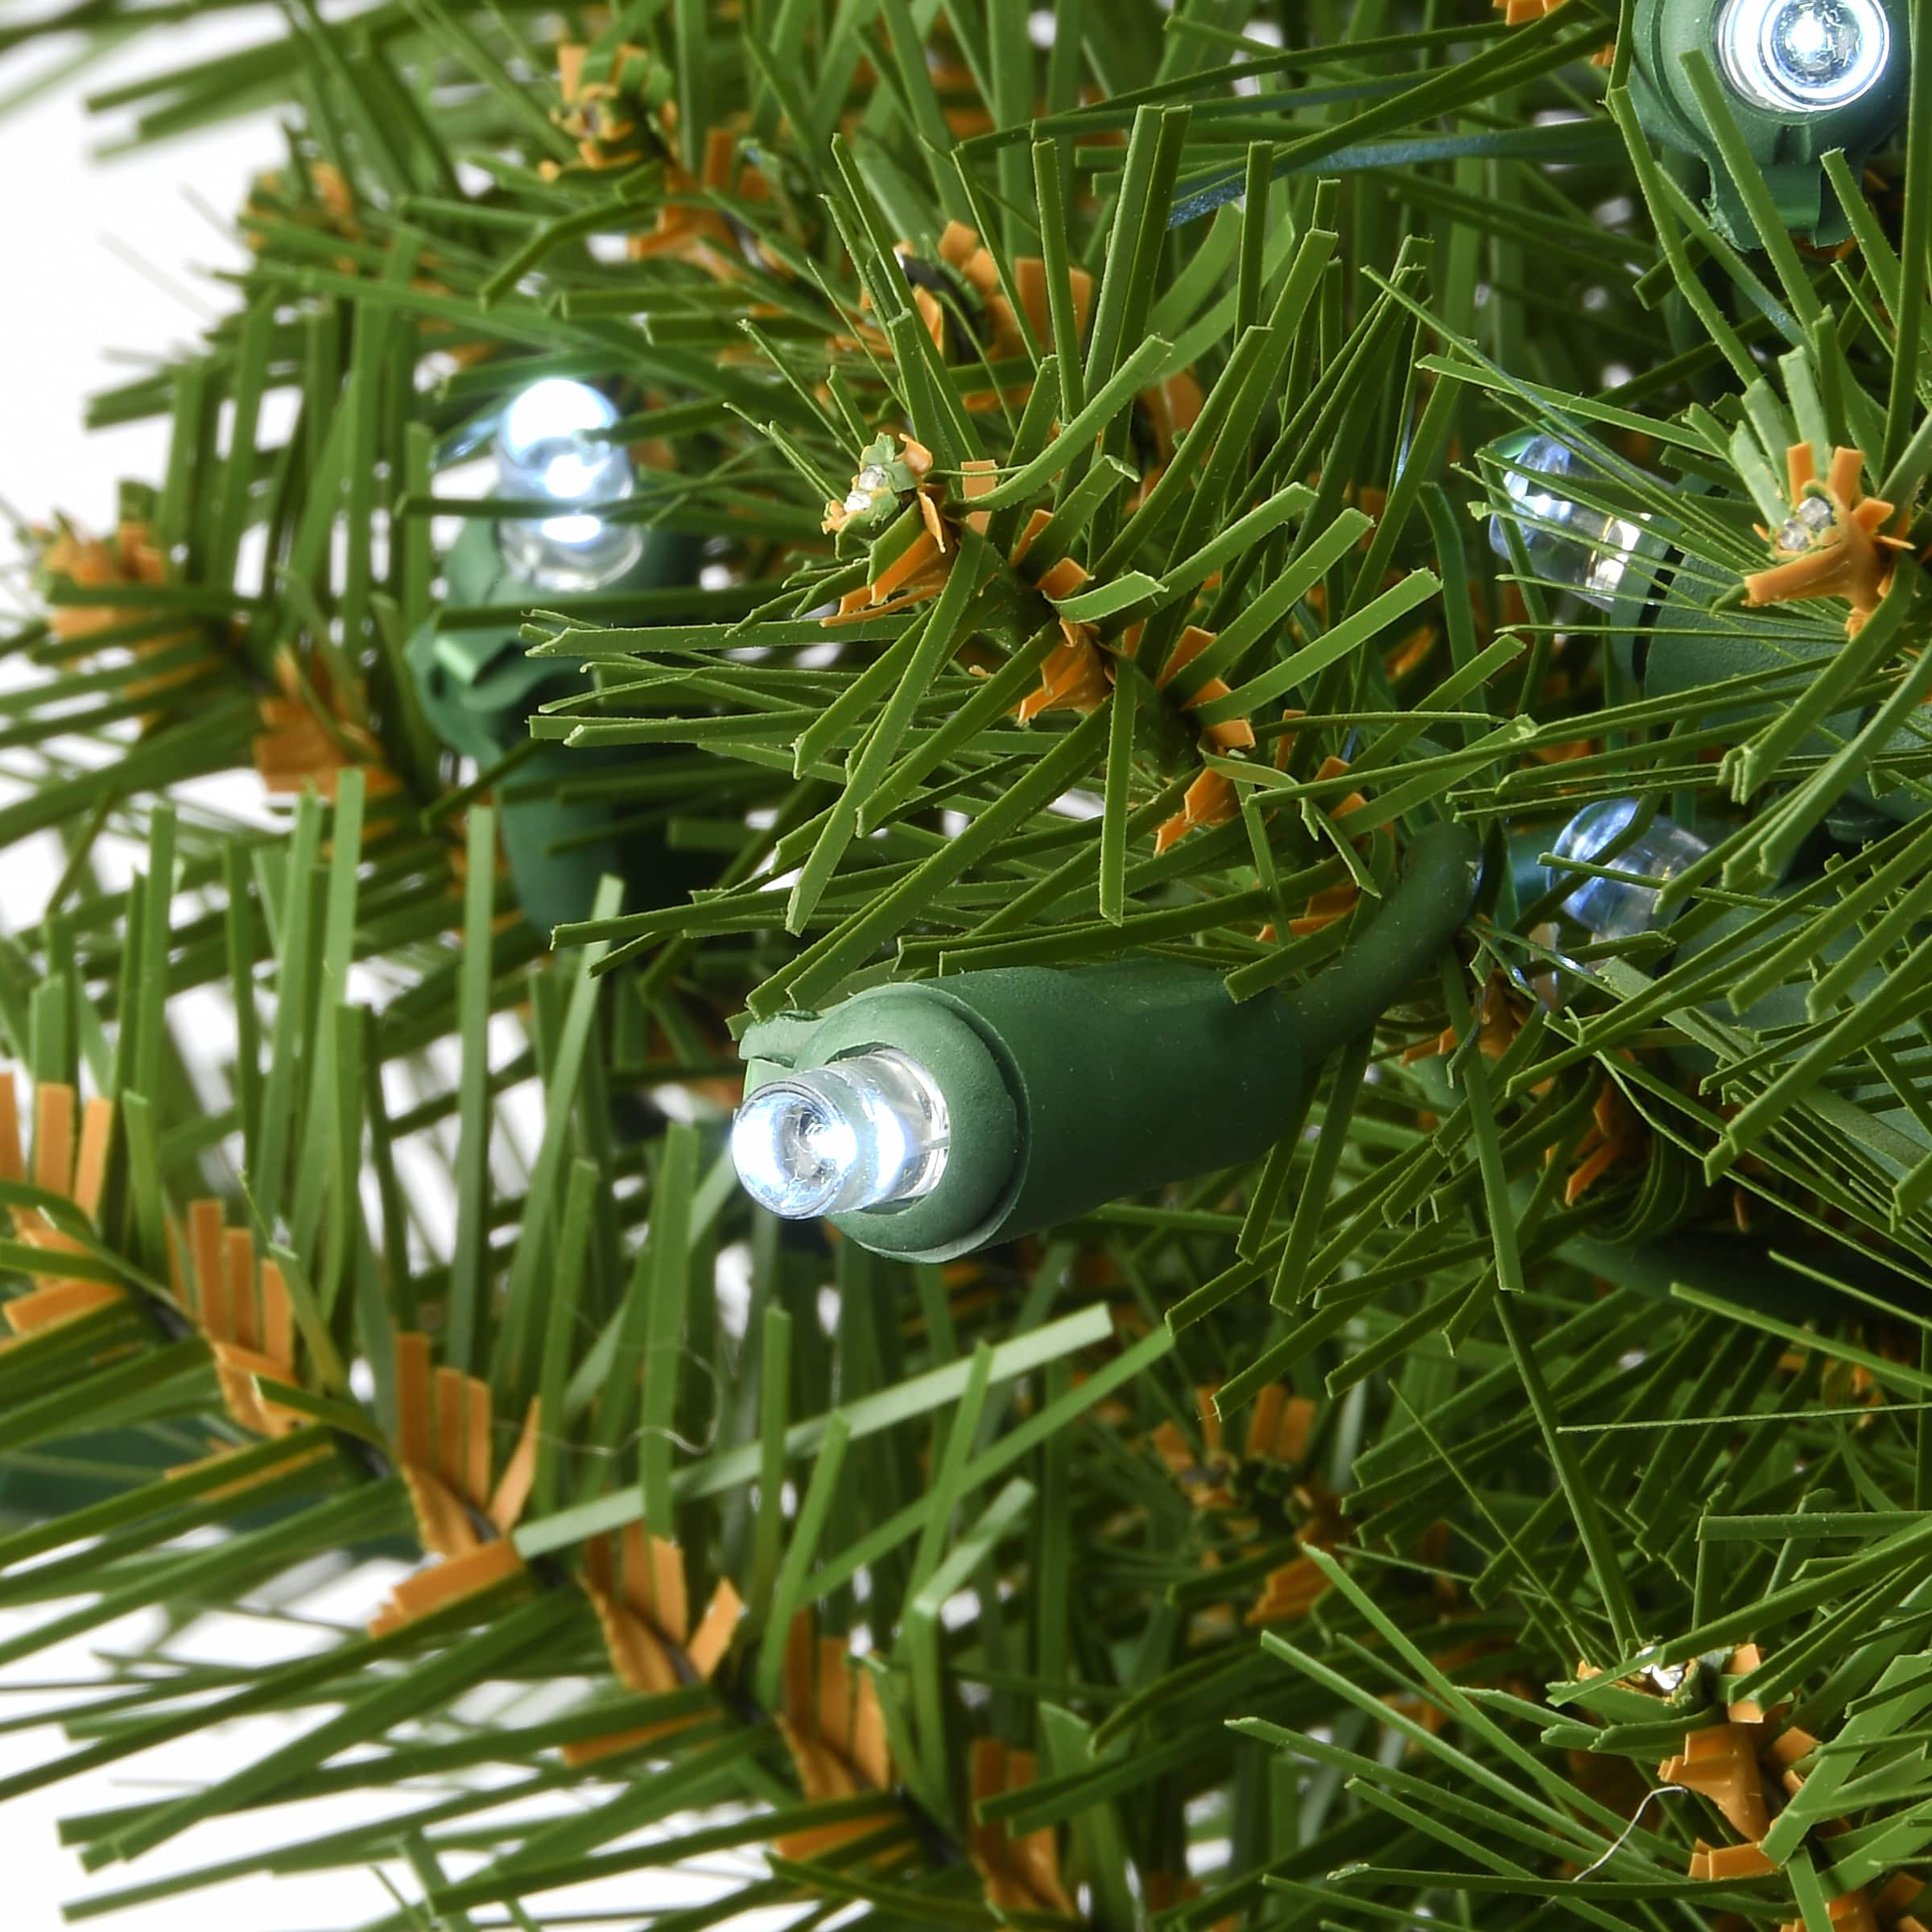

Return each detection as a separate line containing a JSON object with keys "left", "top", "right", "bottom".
{"left": 1488, "top": 436, "right": 1648, "bottom": 611}
{"left": 1719, "top": 0, "right": 1890, "bottom": 112}
{"left": 1548, "top": 799, "right": 1711, "bottom": 939}
{"left": 494, "top": 378, "right": 645, "bottom": 590}
{"left": 733, "top": 1048, "right": 951, "bottom": 1220}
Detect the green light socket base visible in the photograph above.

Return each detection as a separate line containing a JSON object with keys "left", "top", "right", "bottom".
{"left": 1670, "top": 887, "right": 1929, "bottom": 1160}
{"left": 406, "top": 520, "right": 704, "bottom": 937}
{"left": 741, "top": 822, "right": 1482, "bottom": 1263}
{"left": 1632, "top": 564, "right": 1932, "bottom": 834}
{"left": 744, "top": 960, "right": 1305, "bottom": 1265}
{"left": 1629, "top": 0, "right": 1907, "bottom": 246}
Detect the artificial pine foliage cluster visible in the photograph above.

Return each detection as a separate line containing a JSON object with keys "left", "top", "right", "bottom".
{"left": 10, "top": 0, "right": 1932, "bottom": 1924}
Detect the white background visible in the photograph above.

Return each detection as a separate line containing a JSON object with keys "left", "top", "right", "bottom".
{"left": 0, "top": 17, "right": 295, "bottom": 1925}
{"left": 0, "top": 18, "right": 264, "bottom": 560}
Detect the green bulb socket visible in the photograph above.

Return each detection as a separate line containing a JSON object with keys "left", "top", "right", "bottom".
{"left": 1629, "top": 0, "right": 1908, "bottom": 246}
{"left": 736, "top": 821, "right": 1483, "bottom": 1263}
{"left": 1617, "top": 541, "right": 1931, "bottom": 838}
{"left": 407, "top": 518, "right": 702, "bottom": 938}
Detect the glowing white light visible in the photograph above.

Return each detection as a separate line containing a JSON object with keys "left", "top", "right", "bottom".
{"left": 1548, "top": 800, "right": 1711, "bottom": 940}
{"left": 842, "top": 464, "right": 893, "bottom": 517}
{"left": 1488, "top": 436, "right": 1648, "bottom": 610}
{"left": 493, "top": 378, "right": 645, "bottom": 589}
{"left": 1777, "top": 493, "right": 1839, "bottom": 552}
{"left": 1718, "top": 0, "right": 1890, "bottom": 112}
{"left": 733, "top": 1049, "right": 951, "bottom": 1220}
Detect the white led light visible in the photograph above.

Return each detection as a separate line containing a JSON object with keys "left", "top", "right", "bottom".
{"left": 1547, "top": 799, "right": 1711, "bottom": 939}
{"left": 733, "top": 1048, "right": 951, "bottom": 1220}
{"left": 493, "top": 378, "right": 646, "bottom": 589}
{"left": 1718, "top": 0, "right": 1890, "bottom": 112}
{"left": 1488, "top": 436, "right": 1648, "bottom": 611}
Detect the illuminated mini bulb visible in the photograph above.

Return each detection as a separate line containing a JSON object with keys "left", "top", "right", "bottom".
{"left": 1719, "top": 0, "right": 1890, "bottom": 111}
{"left": 731, "top": 1048, "right": 950, "bottom": 1219}
{"left": 1549, "top": 799, "right": 1711, "bottom": 940}
{"left": 1777, "top": 492, "right": 1839, "bottom": 552}
{"left": 1489, "top": 436, "right": 1647, "bottom": 610}
{"left": 495, "top": 378, "right": 645, "bottom": 591}
{"left": 843, "top": 464, "right": 892, "bottom": 517}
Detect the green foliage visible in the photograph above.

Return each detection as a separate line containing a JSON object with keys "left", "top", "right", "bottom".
{"left": 5, "top": 1, "right": 1932, "bottom": 1927}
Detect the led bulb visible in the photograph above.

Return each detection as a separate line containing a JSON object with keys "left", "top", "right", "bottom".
{"left": 1719, "top": 0, "right": 1890, "bottom": 111}
{"left": 1548, "top": 799, "right": 1711, "bottom": 939}
{"left": 494, "top": 378, "right": 645, "bottom": 590}
{"left": 733, "top": 1048, "right": 951, "bottom": 1220}
{"left": 1489, "top": 436, "right": 1648, "bottom": 610}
